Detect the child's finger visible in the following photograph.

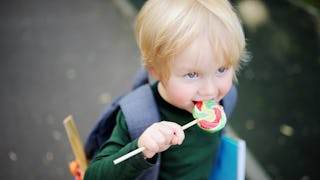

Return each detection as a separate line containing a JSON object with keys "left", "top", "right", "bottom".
{"left": 157, "top": 122, "right": 175, "bottom": 144}
{"left": 142, "top": 126, "right": 163, "bottom": 148}
{"left": 138, "top": 127, "right": 162, "bottom": 158}
{"left": 140, "top": 123, "right": 171, "bottom": 149}
{"left": 138, "top": 121, "right": 185, "bottom": 159}
{"left": 160, "top": 121, "right": 185, "bottom": 145}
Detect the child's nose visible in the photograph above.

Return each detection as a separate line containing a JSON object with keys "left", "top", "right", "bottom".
{"left": 199, "top": 79, "right": 217, "bottom": 99}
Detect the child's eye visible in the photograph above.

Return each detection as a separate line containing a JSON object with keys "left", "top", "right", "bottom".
{"left": 184, "top": 72, "right": 199, "bottom": 79}
{"left": 217, "top": 67, "right": 227, "bottom": 74}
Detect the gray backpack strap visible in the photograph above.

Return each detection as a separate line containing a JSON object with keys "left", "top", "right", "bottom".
{"left": 221, "top": 84, "right": 237, "bottom": 119}
{"left": 119, "top": 84, "right": 161, "bottom": 180}
{"left": 131, "top": 67, "right": 149, "bottom": 90}
{"left": 119, "top": 84, "right": 161, "bottom": 139}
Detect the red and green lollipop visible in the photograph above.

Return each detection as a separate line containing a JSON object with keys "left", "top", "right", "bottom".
{"left": 192, "top": 100, "right": 227, "bottom": 133}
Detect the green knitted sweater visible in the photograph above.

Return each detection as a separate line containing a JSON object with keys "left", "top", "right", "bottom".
{"left": 84, "top": 82, "right": 220, "bottom": 180}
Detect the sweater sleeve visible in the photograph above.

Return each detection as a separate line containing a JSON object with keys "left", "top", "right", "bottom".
{"left": 84, "top": 110, "right": 154, "bottom": 180}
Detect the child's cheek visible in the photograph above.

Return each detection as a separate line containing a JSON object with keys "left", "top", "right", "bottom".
{"left": 167, "top": 84, "right": 194, "bottom": 107}
{"left": 219, "top": 77, "right": 233, "bottom": 99}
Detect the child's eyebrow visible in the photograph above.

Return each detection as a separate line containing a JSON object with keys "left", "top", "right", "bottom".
{"left": 177, "top": 66, "right": 198, "bottom": 73}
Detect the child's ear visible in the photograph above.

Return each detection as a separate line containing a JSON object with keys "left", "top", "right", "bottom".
{"left": 147, "top": 66, "right": 160, "bottom": 80}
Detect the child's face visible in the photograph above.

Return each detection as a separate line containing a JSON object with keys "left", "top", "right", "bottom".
{"left": 157, "top": 35, "right": 234, "bottom": 113}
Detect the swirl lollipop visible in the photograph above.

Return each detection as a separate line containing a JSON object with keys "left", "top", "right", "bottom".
{"left": 192, "top": 100, "right": 227, "bottom": 133}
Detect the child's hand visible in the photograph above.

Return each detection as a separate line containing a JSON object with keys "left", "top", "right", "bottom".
{"left": 138, "top": 121, "right": 185, "bottom": 159}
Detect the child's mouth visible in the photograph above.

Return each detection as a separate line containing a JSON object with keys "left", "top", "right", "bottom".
{"left": 192, "top": 101, "right": 199, "bottom": 106}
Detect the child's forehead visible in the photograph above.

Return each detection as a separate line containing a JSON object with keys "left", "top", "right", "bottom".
{"left": 171, "top": 35, "right": 228, "bottom": 69}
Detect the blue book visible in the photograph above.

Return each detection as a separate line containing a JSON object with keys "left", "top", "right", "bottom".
{"left": 210, "top": 135, "right": 246, "bottom": 180}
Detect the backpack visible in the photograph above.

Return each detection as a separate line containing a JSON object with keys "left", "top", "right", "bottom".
{"left": 84, "top": 67, "right": 161, "bottom": 179}
{"left": 84, "top": 67, "right": 237, "bottom": 180}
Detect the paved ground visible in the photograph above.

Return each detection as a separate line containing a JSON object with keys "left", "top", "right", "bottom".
{"left": 0, "top": 0, "right": 141, "bottom": 179}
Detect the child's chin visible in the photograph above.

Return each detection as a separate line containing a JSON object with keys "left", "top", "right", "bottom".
{"left": 185, "top": 104, "right": 195, "bottom": 113}
{"left": 184, "top": 108, "right": 193, "bottom": 114}
{"left": 177, "top": 101, "right": 195, "bottom": 113}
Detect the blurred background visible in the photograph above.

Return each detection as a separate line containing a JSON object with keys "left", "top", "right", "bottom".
{"left": 0, "top": 0, "right": 319, "bottom": 179}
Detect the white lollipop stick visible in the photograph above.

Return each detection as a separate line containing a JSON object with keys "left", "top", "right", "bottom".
{"left": 113, "top": 119, "right": 199, "bottom": 165}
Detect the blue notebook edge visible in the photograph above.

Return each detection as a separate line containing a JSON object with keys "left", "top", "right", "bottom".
{"left": 210, "top": 135, "right": 246, "bottom": 180}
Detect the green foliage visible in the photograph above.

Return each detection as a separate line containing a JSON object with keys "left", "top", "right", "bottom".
{"left": 302, "top": 0, "right": 320, "bottom": 9}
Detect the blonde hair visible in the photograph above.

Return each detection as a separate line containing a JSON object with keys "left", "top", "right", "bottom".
{"left": 135, "top": 0, "right": 249, "bottom": 81}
